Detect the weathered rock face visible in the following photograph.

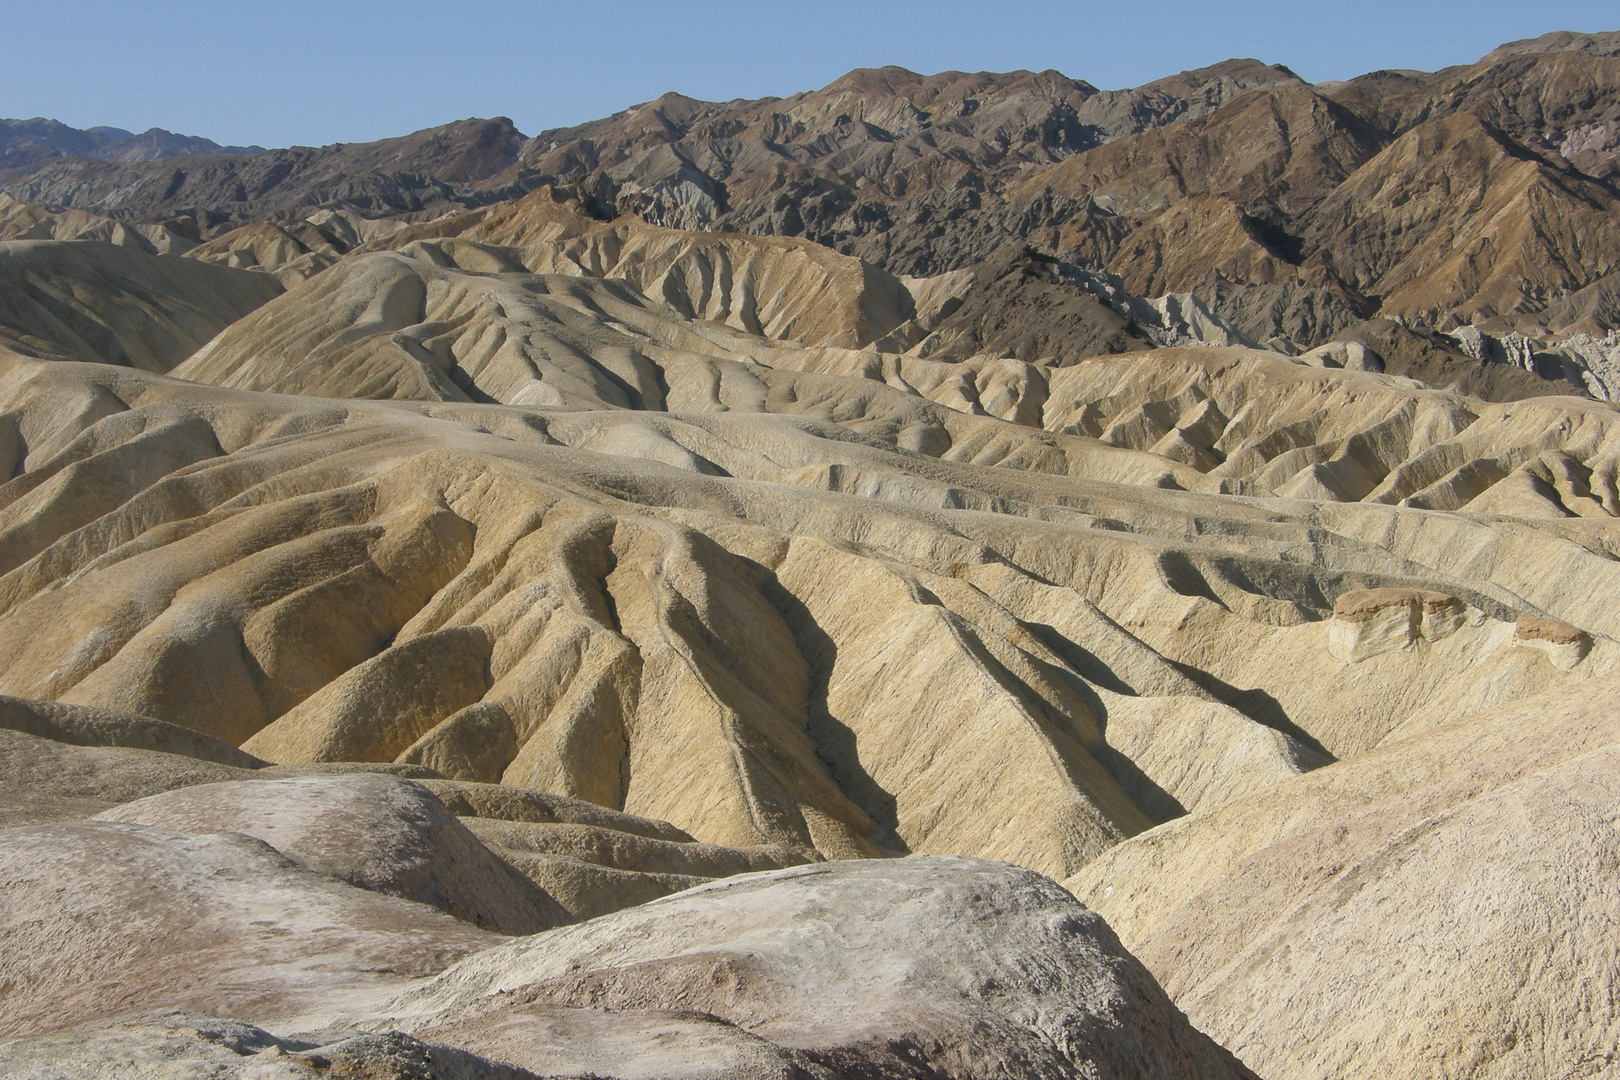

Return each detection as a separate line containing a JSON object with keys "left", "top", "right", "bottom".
{"left": 0, "top": 820, "right": 502, "bottom": 1039}
{"left": 388, "top": 857, "right": 1260, "bottom": 1080}
{"left": 95, "top": 774, "right": 567, "bottom": 935}
{"left": 1326, "top": 587, "right": 1469, "bottom": 663}
{"left": 0, "top": 859, "right": 1259, "bottom": 1079}
{"left": 1513, "top": 613, "right": 1591, "bottom": 669}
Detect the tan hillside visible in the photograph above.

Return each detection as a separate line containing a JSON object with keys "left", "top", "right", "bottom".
{"left": 6, "top": 330, "right": 1619, "bottom": 879}
{"left": 1068, "top": 682, "right": 1620, "bottom": 1080}
{"left": 0, "top": 192, "right": 197, "bottom": 253}
{"left": 0, "top": 238, "right": 281, "bottom": 370}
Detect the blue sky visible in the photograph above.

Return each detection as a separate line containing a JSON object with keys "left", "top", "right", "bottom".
{"left": 4, "top": 1, "right": 1615, "bottom": 147}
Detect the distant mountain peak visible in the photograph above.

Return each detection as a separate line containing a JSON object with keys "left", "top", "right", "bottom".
{"left": 0, "top": 118, "right": 263, "bottom": 164}
{"left": 1482, "top": 29, "right": 1620, "bottom": 63}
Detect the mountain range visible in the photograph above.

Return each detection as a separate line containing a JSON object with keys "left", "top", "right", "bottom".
{"left": 5, "top": 29, "right": 1620, "bottom": 361}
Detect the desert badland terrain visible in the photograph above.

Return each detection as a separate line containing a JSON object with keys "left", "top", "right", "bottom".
{"left": 1, "top": 28, "right": 1620, "bottom": 1080}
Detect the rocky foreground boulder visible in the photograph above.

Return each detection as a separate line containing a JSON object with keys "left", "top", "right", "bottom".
{"left": 385, "top": 857, "right": 1258, "bottom": 1079}
{"left": 0, "top": 795, "right": 1256, "bottom": 1080}
{"left": 0, "top": 819, "right": 503, "bottom": 1039}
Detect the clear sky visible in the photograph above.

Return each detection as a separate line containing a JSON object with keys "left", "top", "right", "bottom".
{"left": 4, "top": 1, "right": 1615, "bottom": 148}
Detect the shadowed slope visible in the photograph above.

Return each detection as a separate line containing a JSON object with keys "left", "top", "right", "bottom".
{"left": 0, "top": 239, "right": 281, "bottom": 371}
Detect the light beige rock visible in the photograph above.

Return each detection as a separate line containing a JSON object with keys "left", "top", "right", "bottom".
{"left": 1327, "top": 587, "right": 1468, "bottom": 662}
{"left": 1296, "top": 338, "right": 1382, "bottom": 371}
{"left": 372, "top": 188, "right": 952, "bottom": 350}
{"left": 95, "top": 774, "right": 566, "bottom": 934}
{"left": 0, "top": 821, "right": 500, "bottom": 1038}
{"left": 1068, "top": 681, "right": 1620, "bottom": 1080}
{"left": 1513, "top": 613, "right": 1590, "bottom": 669}
{"left": 387, "top": 857, "right": 1260, "bottom": 1080}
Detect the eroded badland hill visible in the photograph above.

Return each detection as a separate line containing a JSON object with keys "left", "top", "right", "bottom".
{"left": 1, "top": 28, "right": 1620, "bottom": 1080}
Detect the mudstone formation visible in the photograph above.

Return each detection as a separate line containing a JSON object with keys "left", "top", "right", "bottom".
{"left": 1, "top": 27, "right": 1619, "bottom": 1080}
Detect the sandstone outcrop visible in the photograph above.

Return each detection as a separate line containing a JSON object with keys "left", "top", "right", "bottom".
{"left": 1326, "top": 587, "right": 1469, "bottom": 662}
{"left": 1513, "top": 613, "right": 1590, "bottom": 668}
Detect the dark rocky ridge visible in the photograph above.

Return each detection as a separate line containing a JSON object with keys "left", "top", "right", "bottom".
{"left": 2, "top": 30, "right": 1617, "bottom": 378}
{"left": 0, "top": 117, "right": 263, "bottom": 166}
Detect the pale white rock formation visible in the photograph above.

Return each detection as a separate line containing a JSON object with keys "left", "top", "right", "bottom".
{"left": 0, "top": 857, "right": 1263, "bottom": 1078}
{"left": 1512, "top": 613, "right": 1590, "bottom": 669}
{"left": 95, "top": 774, "right": 567, "bottom": 934}
{"left": 1446, "top": 324, "right": 1620, "bottom": 400}
{"left": 1296, "top": 338, "right": 1382, "bottom": 371}
{"left": 385, "top": 857, "right": 1260, "bottom": 1080}
{"left": 1061, "top": 263, "right": 1262, "bottom": 349}
{"left": 0, "top": 727, "right": 257, "bottom": 827}
{"left": 1554, "top": 329, "right": 1620, "bottom": 399}
{"left": 0, "top": 820, "right": 501, "bottom": 1039}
